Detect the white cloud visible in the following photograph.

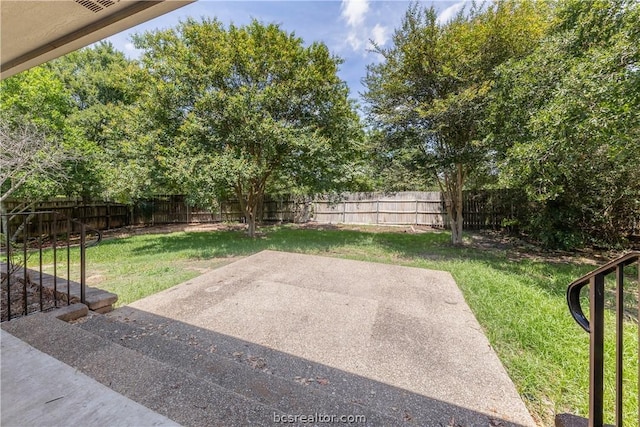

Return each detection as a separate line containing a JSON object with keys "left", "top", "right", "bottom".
{"left": 436, "top": 1, "right": 467, "bottom": 25}
{"left": 341, "top": 0, "right": 369, "bottom": 27}
{"left": 370, "top": 23, "right": 389, "bottom": 47}
{"left": 341, "top": 0, "right": 391, "bottom": 55}
{"left": 341, "top": 0, "right": 370, "bottom": 51}
{"left": 346, "top": 33, "right": 363, "bottom": 51}
{"left": 124, "top": 42, "right": 136, "bottom": 51}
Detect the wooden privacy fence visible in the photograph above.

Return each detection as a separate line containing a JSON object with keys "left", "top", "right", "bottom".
{"left": 1, "top": 195, "right": 312, "bottom": 236}
{"left": 313, "top": 192, "right": 446, "bottom": 227}
{"left": 2, "top": 199, "right": 131, "bottom": 236}
{"left": 461, "top": 190, "right": 523, "bottom": 230}
{"left": 313, "top": 190, "right": 519, "bottom": 229}
{"left": 2, "top": 190, "right": 519, "bottom": 234}
{"left": 137, "top": 195, "right": 311, "bottom": 225}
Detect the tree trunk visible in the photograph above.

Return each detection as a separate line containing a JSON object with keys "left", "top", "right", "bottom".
{"left": 236, "top": 175, "right": 269, "bottom": 238}
{"left": 446, "top": 194, "right": 463, "bottom": 246}
{"left": 450, "top": 164, "right": 465, "bottom": 245}
{"left": 256, "top": 192, "right": 264, "bottom": 226}
{"left": 247, "top": 211, "right": 256, "bottom": 237}
{"left": 437, "top": 163, "right": 465, "bottom": 246}
{"left": 239, "top": 186, "right": 258, "bottom": 238}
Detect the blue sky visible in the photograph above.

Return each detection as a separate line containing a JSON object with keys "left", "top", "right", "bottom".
{"left": 105, "top": 1, "right": 467, "bottom": 106}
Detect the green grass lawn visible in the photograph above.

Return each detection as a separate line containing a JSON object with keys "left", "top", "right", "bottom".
{"left": 32, "top": 224, "right": 638, "bottom": 425}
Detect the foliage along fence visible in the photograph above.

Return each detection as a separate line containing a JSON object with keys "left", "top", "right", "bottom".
{"left": 461, "top": 190, "right": 525, "bottom": 231}
{"left": 3, "top": 190, "right": 519, "bottom": 235}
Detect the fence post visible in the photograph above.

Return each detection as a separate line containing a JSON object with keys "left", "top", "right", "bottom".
{"left": 343, "top": 201, "right": 346, "bottom": 224}
{"left": 106, "top": 202, "right": 111, "bottom": 230}
{"left": 38, "top": 215, "right": 43, "bottom": 311}
{"left": 52, "top": 216, "right": 58, "bottom": 307}
{"left": 415, "top": 199, "right": 419, "bottom": 225}
{"left": 66, "top": 218, "right": 71, "bottom": 305}
{"left": 376, "top": 199, "right": 379, "bottom": 225}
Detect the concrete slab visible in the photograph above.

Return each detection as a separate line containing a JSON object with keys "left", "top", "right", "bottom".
{"left": 0, "top": 329, "right": 180, "bottom": 427}
{"left": 128, "top": 250, "right": 535, "bottom": 426}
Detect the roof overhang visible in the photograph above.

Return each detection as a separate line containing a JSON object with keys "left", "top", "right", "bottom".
{"left": 1, "top": 0, "right": 193, "bottom": 79}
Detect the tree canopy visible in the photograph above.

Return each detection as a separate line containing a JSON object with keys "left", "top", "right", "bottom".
{"left": 132, "top": 18, "right": 366, "bottom": 236}
{"left": 0, "top": 42, "right": 143, "bottom": 205}
{"left": 1, "top": 1, "right": 637, "bottom": 248}
{"left": 364, "top": 0, "right": 550, "bottom": 244}
{"left": 46, "top": 42, "right": 142, "bottom": 201}
{"left": 488, "top": 0, "right": 640, "bottom": 248}
{"left": 0, "top": 67, "right": 76, "bottom": 206}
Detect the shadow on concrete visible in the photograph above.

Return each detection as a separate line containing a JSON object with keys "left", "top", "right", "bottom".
{"left": 99, "top": 305, "right": 534, "bottom": 427}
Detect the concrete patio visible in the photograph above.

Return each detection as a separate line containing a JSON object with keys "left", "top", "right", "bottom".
{"left": 2, "top": 250, "right": 535, "bottom": 426}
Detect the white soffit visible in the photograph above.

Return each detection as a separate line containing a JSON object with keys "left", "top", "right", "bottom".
{"left": 1, "top": 0, "right": 193, "bottom": 79}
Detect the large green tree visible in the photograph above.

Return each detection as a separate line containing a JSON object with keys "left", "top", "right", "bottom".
{"left": 364, "top": 1, "right": 549, "bottom": 244}
{"left": 0, "top": 43, "right": 142, "bottom": 206}
{"left": 489, "top": 0, "right": 640, "bottom": 248}
{"left": 47, "top": 42, "right": 143, "bottom": 201}
{"left": 133, "top": 19, "right": 365, "bottom": 236}
{"left": 0, "top": 67, "right": 76, "bottom": 209}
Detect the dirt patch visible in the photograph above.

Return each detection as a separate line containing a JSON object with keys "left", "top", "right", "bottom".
{"left": 461, "top": 230, "right": 619, "bottom": 266}
{"left": 296, "top": 223, "right": 611, "bottom": 265}
{"left": 294, "top": 222, "right": 441, "bottom": 234}
{"left": 87, "top": 274, "right": 106, "bottom": 285}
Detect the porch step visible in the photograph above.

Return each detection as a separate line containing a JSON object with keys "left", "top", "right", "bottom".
{"left": 79, "top": 311, "right": 401, "bottom": 425}
{"left": 83, "top": 306, "right": 525, "bottom": 426}
{"left": 2, "top": 305, "right": 531, "bottom": 426}
{"left": 35, "top": 270, "right": 117, "bottom": 312}
{"left": 0, "top": 263, "right": 117, "bottom": 313}
{"left": 2, "top": 312, "right": 402, "bottom": 426}
{"left": 1, "top": 314, "right": 285, "bottom": 426}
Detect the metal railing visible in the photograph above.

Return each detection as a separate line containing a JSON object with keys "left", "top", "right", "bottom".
{"left": 1, "top": 211, "right": 102, "bottom": 321}
{"left": 567, "top": 251, "right": 640, "bottom": 427}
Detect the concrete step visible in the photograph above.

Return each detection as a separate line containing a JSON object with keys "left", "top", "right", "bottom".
{"left": 79, "top": 312, "right": 402, "bottom": 425}
{"left": 1, "top": 263, "right": 117, "bottom": 313}
{"left": 1, "top": 313, "right": 285, "bottom": 427}
{"left": 96, "top": 306, "right": 522, "bottom": 426}
{"left": 1, "top": 329, "right": 179, "bottom": 427}
{"left": 37, "top": 271, "right": 118, "bottom": 312}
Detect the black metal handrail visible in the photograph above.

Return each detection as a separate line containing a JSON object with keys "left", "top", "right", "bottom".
{"left": 566, "top": 251, "right": 640, "bottom": 427}
{"left": 1, "top": 211, "right": 102, "bottom": 321}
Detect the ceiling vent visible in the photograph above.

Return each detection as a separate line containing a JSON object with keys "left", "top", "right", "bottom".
{"left": 74, "top": 0, "right": 116, "bottom": 13}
